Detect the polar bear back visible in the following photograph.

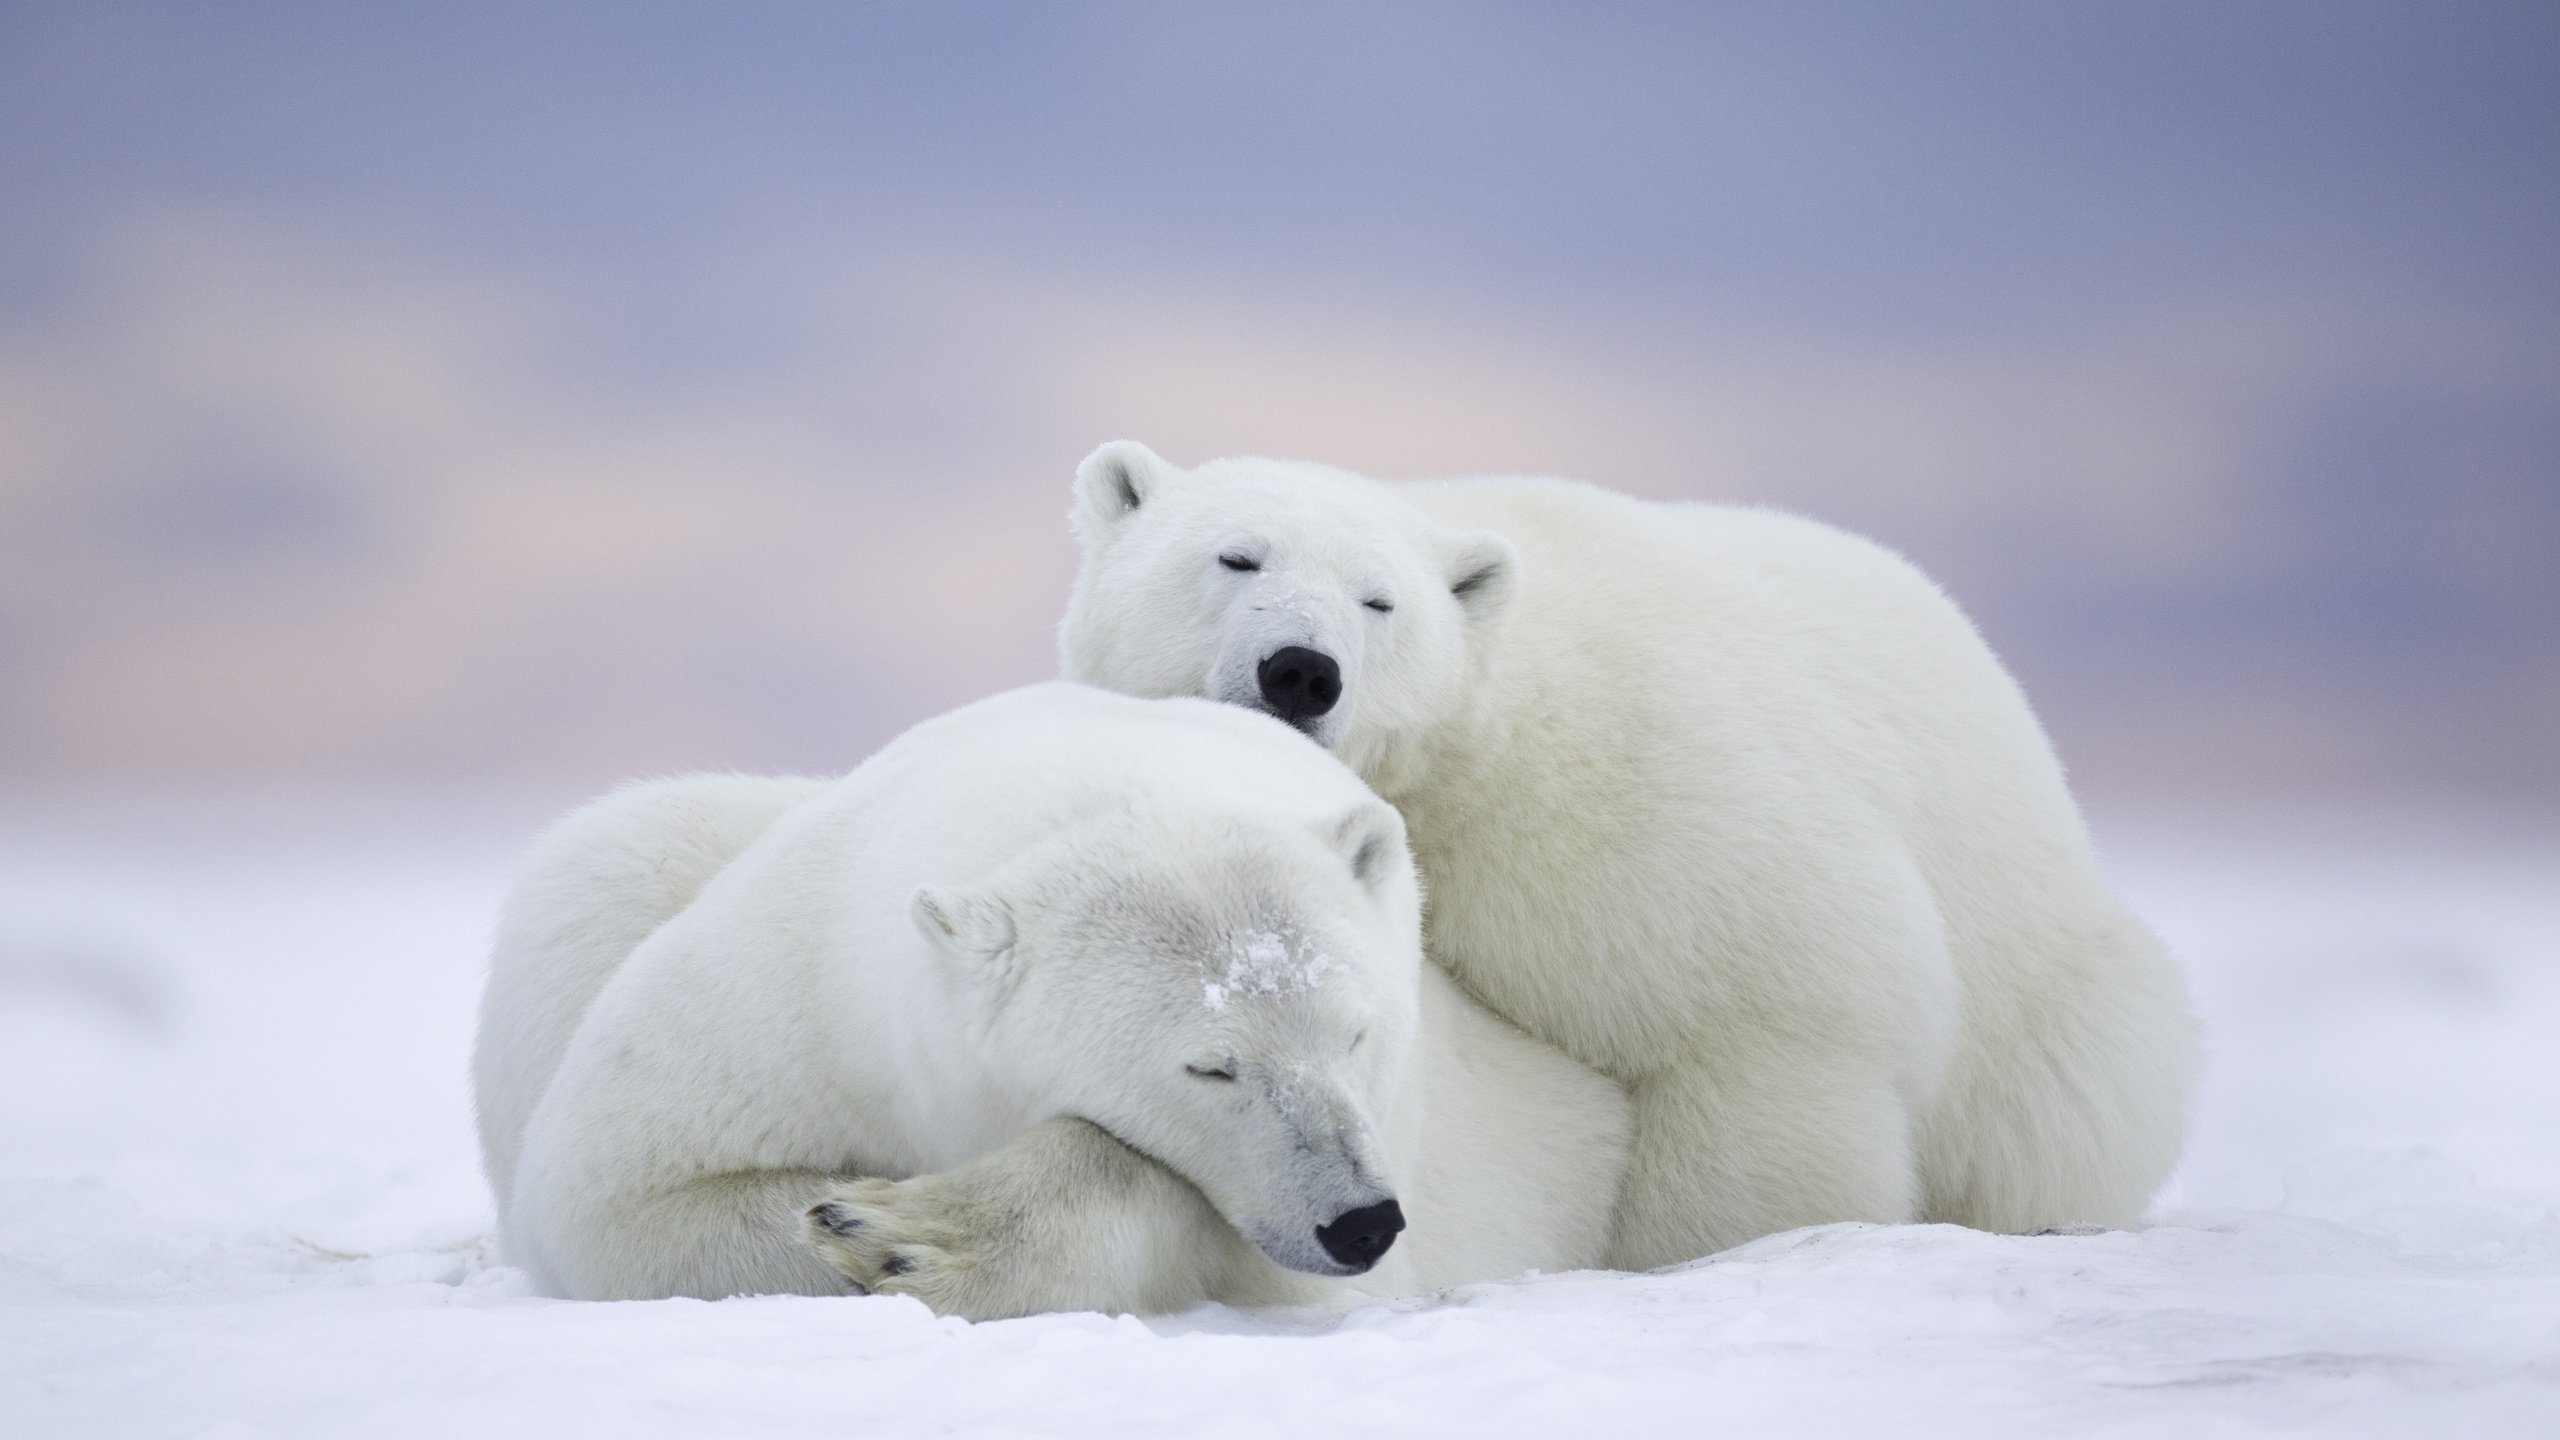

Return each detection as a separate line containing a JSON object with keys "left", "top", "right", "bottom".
{"left": 1399, "top": 477, "right": 2075, "bottom": 834}
{"left": 1396, "top": 476, "right": 2194, "bottom": 1234}
{"left": 1398, "top": 473, "right": 2139, "bottom": 995}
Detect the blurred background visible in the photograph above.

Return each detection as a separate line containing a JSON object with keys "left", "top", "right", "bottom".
{"left": 4, "top": 1, "right": 2554, "bottom": 806}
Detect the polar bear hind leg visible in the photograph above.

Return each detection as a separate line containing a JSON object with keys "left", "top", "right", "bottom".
{"left": 476, "top": 775, "right": 827, "bottom": 1209}
{"left": 1917, "top": 911, "right": 2199, "bottom": 1234}
{"left": 1609, "top": 1056, "right": 1919, "bottom": 1269}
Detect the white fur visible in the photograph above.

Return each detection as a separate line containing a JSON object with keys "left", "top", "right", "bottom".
{"left": 474, "top": 683, "right": 1629, "bottom": 1315}
{"left": 1060, "top": 443, "right": 2203, "bottom": 1269}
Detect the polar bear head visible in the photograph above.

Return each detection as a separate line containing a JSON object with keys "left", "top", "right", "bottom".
{"left": 1059, "top": 442, "right": 1518, "bottom": 795}
{"left": 911, "top": 793, "right": 1424, "bottom": 1277}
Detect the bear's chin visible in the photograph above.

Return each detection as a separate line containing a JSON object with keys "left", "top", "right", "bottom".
{"left": 1250, "top": 702, "right": 1338, "bottom": 748}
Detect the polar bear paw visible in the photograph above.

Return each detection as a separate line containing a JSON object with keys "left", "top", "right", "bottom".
{"left": 805, "top": 1176, "right": 999, "bottom": 1311}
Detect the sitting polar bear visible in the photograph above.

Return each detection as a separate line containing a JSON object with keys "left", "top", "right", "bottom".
{"left": 473, "top": 683, "right": 1629, "bottom": 1316}
{"left": 1060, "top": 443, "right": 2202, "bottom": 1269}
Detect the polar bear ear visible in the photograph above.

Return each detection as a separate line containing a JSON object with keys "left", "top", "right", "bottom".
{"left": 1326, "top": 803, "right": 1408, "bottom": 891}
{"left": 912, "top": 884, "right": 1020, "bottom": 978}
{"left": 1445, "top": 530, "right": 1519, "bottom": 625}
{"left": 1071, "top": 441, "right": 1178, "bottom": 545}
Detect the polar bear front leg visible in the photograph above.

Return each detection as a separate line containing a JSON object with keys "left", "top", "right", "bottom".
{"left": 521, "top": 1163, "right": 867, "bottom": 1300}
{"left": 1606, "top": 1059, "right": 1920, "bottom": 1271}
{"left": 804, "top": 1116, "right": 1317, "bottom": 1319}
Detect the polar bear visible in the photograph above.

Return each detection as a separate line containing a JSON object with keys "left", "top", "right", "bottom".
{"left": 473, "top": 683, "right": 1629, "bottom": 1316}
{"left": 1058, "top": 444, "right": 2202, "bottom": 1270}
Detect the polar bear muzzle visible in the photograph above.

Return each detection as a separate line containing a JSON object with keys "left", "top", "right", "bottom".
{"left": 1256, "top": 646, "right": 1342, "bottom": 733}
{"left": 1314, "top": 1197, "right": 1405, "bottom": 1271}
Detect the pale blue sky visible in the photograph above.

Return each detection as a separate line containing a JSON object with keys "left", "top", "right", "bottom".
{"left": 3, "top": 3, "right": 2554, "bottom": 796}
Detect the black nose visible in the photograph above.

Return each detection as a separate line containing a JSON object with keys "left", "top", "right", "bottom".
{"left": 1314, "top": 1198, "right": 1404, "bottom": 1272}
{"left": 1257, "top": 646, "right": 1342, "bottom": 728}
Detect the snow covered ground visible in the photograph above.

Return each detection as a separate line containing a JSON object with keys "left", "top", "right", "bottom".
{"left": 3, "top": 794, "right": 2554, "bottom": 1437}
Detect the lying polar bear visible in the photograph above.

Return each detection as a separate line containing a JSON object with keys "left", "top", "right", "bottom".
{"left": 1059, "top": 443, "right": 2202, "bottom": 1268}
{"left": 473, "top": 683, "right": 1628, "bottom": 1316}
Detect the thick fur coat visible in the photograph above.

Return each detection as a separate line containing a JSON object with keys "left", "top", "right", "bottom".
{"left": 474, "top": 684, "right": 1628, "bottom": 1316}
{"left": 1059, "top": 445, "right": 2201, "bottom": 1268}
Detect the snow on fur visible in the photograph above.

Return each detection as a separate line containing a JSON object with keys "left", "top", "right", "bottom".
{"left": 1204, "top": 928, "right": 1335, "bottom": 1012}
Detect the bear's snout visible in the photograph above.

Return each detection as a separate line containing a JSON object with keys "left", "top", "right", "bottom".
{"left": 1314, "top": 1197, "right": 1404, "bottom": 1272}
{"left": 1257, "top": 646, "right": 1342, "bottom": 731}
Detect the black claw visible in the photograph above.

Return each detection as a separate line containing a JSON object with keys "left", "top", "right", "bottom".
{"left": 881, "top": 1253, "right": 913, "bottom": 1276}
{"left": 810, "top": 1202, "right": 862, "bottom": 1237}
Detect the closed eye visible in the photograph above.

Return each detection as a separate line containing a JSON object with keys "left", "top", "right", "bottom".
{"left": 1363, "top": 597, "right": 1394, "bottom": 613}
{"left": 1218, "top": 554, "right": 1260, "bottom": 573}
{"left": 1185, "top": 1063, "right": 1238, "bottom": 1082}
